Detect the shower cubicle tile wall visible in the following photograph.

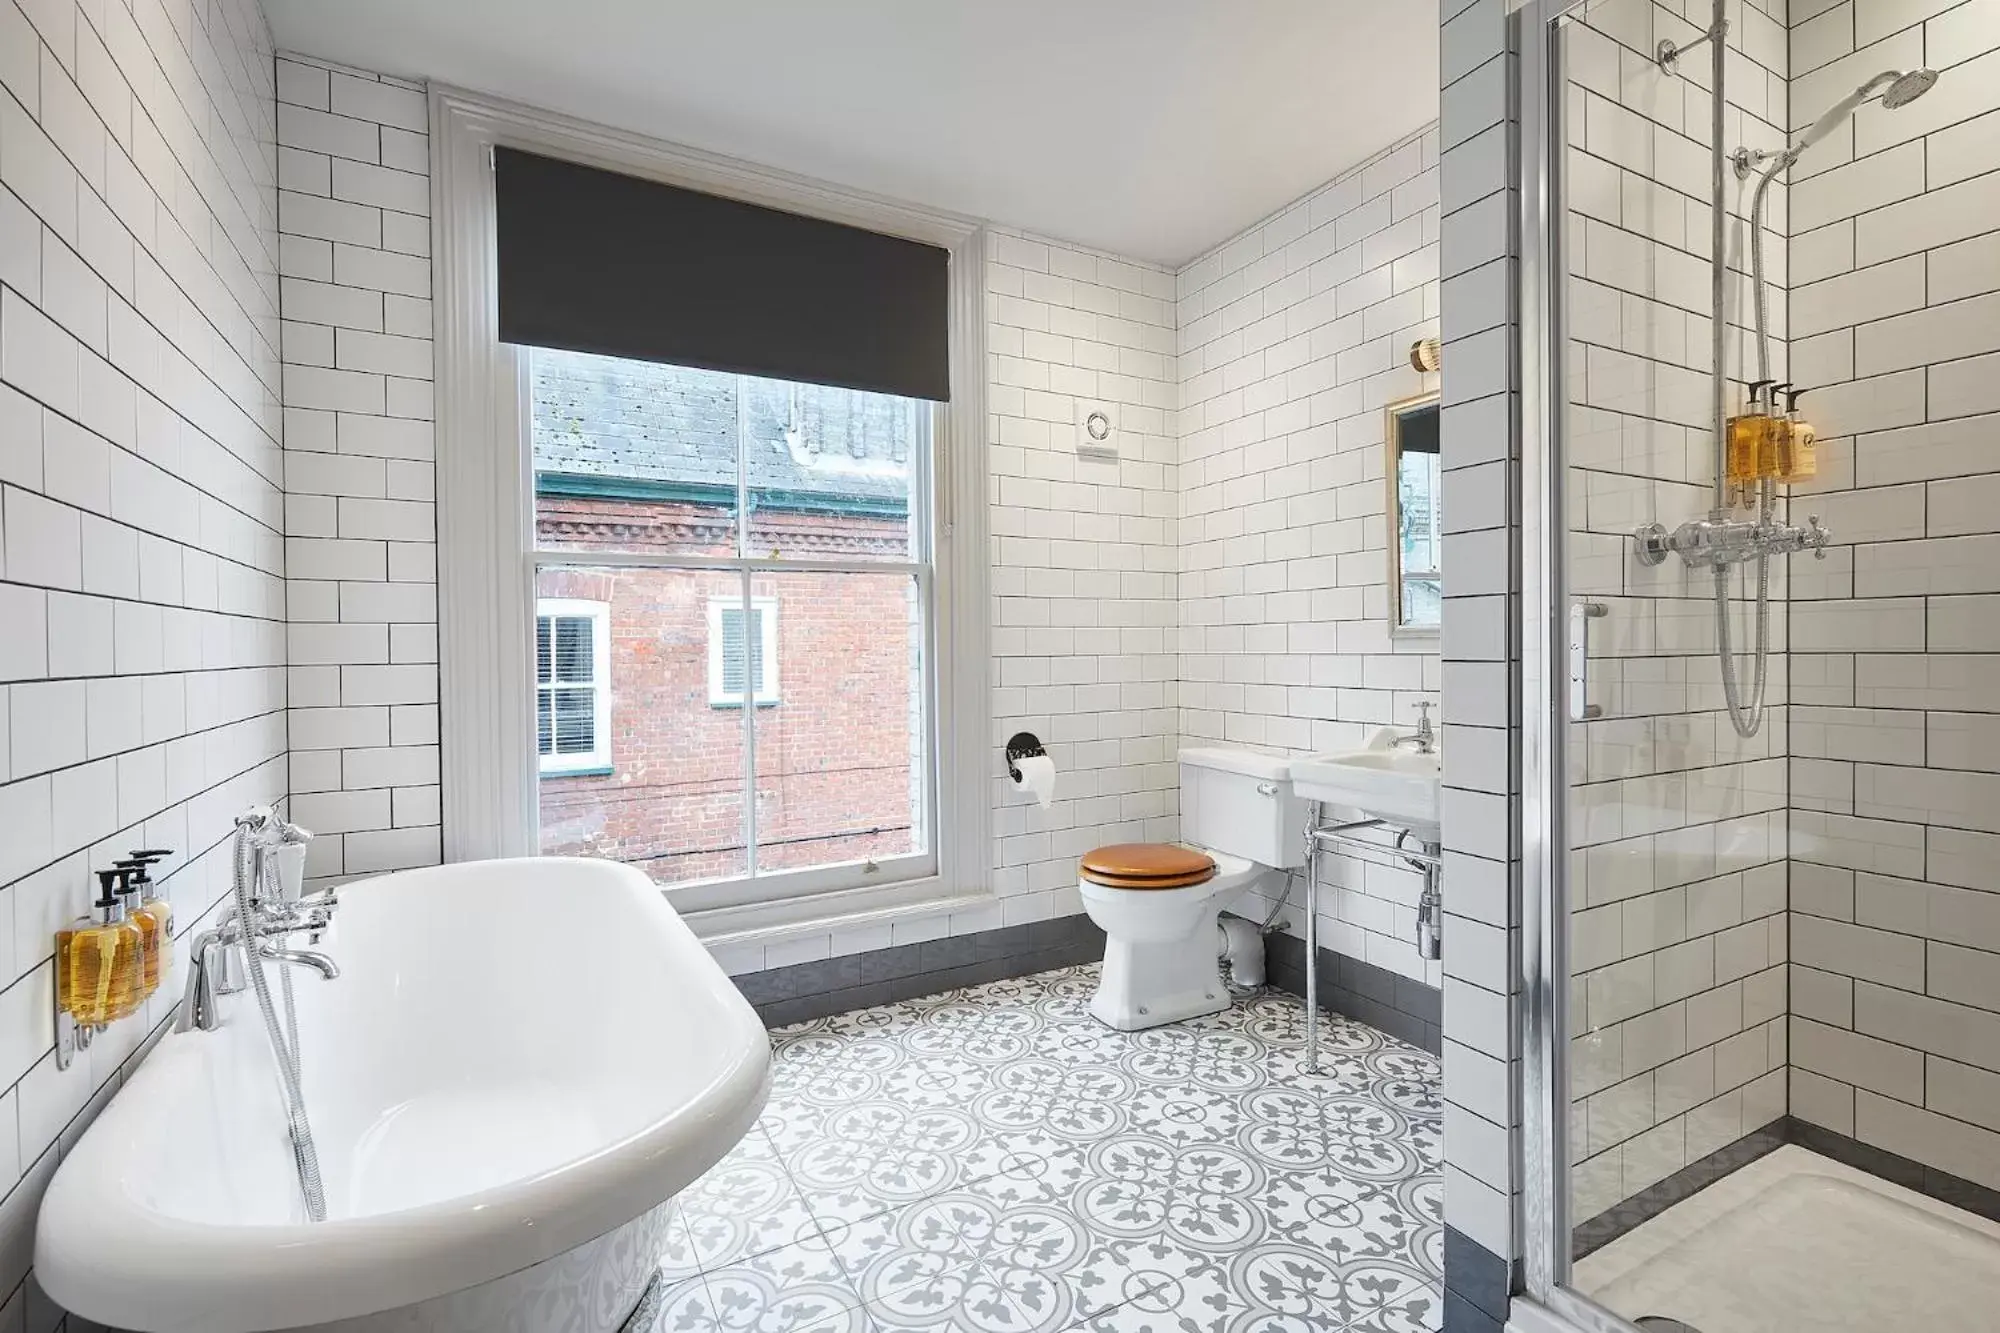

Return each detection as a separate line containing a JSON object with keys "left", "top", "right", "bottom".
{"left": 1783, "top": 0, "right": 2000, "bottom": 1195}
{"left": 274, "top": 53, "right": 441, "bottom": 892}
{"left": 1438, "top": 0, "right": 1521, "bottom": 1325}
{"left": 0, "top": 0, "right": 284, "bottom": 1315}
{"left": 1563, "top": 0, "right": 1794, "bottom": 1232}
{"left": 1175, "top": 124, "right": 1445, "bottom": 994}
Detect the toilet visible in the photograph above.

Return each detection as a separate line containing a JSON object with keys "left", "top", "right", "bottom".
{"left": 1078, "top": 747, "right": 1306, "bottom": 1030}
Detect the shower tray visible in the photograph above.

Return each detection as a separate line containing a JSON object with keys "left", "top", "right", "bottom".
{"left": 1576, "top": 1145, "right": 2000, "bottom": 1333}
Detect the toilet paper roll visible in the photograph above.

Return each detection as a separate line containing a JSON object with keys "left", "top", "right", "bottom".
{"left": 1011, "top": 754, "right": 1057, "bottom": 808}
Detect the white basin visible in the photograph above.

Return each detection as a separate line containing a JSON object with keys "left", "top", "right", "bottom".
{"left": 1289, "top": 727, "right": 1442, "bottom": 842}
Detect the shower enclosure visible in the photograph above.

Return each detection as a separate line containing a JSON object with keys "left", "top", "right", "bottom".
{"left": 1514, "top": 0, "right": 2000, "bottom": 1329}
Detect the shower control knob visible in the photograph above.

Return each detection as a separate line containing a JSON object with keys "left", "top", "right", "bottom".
{"left": 1805, "top": 514, "right": 1830, "bottom": 558}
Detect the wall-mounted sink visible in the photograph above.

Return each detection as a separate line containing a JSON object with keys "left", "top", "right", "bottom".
{"left": 1289, "top": 727, "right": 1442, "bottom": 843}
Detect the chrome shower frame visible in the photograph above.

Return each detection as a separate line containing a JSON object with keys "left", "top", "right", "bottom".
{"left": 1512, "top": 1, "right": 1689, "bottom": 1331}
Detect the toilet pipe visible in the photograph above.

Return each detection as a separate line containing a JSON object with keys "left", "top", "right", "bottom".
{"left": 1219, "top": 868, "right": 1299, "bottom": 987}
{"left": 1219, "top": 916, "right": 1267, "bottom": 988}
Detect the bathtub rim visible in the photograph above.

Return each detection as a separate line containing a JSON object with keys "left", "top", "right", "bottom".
{"left": 34, "top": 857, "right": 772, "bottom": 1333}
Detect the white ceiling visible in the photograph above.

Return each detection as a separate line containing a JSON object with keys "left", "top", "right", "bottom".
{"left": 262, "top": 1, "right": 1439, "bottom": 267}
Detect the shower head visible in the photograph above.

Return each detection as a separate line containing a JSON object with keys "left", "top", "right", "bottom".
{"left": 1795, "top": 68, "right": 1941, "bottom": 152}
{"left": 1881, "top": 67, "right": 1939, "bottom": 108}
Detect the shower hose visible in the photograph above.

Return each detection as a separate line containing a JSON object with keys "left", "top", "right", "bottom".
{"left": 1712, "top": 159, "right": 1789, "bottom": 740}
{"left": 233, "top": 829, "right": 329, "bottom": 1221}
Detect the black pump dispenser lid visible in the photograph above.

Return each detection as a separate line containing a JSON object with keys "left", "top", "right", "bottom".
{"left": 114, "top": 857, "right": 151, "bottom": 889}
{"left": 94, "top": 870, "right": 124, "bottom": 923}
{"left": 1748, "top": 378, "right": 1776, "bottom": 408}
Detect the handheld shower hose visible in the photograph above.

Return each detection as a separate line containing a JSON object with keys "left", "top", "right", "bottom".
{"left": 1711, "top": 65, "right": 1938, "bottom": 739}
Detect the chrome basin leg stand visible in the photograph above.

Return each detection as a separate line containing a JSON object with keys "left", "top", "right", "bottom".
{"left": 1303, "top": 800, "right": 1322, "bottom": 1075}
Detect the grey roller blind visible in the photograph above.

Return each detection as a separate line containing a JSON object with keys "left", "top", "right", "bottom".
{"left": 493, "top": 147, "right": 951, "bottom": 402}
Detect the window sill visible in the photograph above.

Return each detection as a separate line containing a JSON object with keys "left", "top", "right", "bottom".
{"left": 540, "top": 765, "right": 615, "bottom": 779}
{"left": 707, "top": 700, "right": 781, "bottom": 710}
{"left": 677, "top": 875, "right": 994, "bottom": 945}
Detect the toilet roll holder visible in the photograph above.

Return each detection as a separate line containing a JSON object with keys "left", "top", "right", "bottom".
{"left": 1004, "top": 732, "right": 1047, "bottom": 784}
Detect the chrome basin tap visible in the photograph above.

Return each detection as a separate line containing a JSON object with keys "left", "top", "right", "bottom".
{"left": 1389, "top": 701, "right": 1437, "bottom": 755}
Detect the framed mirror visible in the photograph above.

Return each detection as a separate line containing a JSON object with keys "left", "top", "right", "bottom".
{"left": 1385, "top": 391, "right": 1441, "bottom": 634}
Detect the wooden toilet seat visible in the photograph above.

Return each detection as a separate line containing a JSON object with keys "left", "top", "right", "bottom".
{"left": 1079, "top": 843, "right": 1217, "bottom": 890}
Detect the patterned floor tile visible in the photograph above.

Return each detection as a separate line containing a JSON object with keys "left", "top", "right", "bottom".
{"left": 649, "top": 965, "right": 1441, "bottom": 1333}
{"left": 677, "top": 1126, "right": 825, "bottom": 1270}
{"left": 657, "top": 1271, "right": 872, "bottom": 1333}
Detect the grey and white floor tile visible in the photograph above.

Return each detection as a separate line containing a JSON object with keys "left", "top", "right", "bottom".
{"left": 651, "top": 964, "right": 1442, "bottom": 1333}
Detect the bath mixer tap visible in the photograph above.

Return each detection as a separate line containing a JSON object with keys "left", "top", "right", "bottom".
{"left": 260, "top": 947, "right": 340, "bottom": 980}
{"left": 175, "top": 822, "right": 339, "bottom": 1034}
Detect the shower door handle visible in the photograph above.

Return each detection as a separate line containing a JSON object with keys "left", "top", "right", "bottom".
{"left": 1569, "top": 601, "right": 1607, "bottom": 721}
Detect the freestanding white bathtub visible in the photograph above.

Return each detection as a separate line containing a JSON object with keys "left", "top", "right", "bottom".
{"left": 36, "top": 857, "right": 771, "bottom": 1333}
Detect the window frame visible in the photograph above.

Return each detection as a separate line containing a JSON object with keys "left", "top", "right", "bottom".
{"left": 706, "top": 597, "right": 780, "bottom": 707}
{"left": 433, "top": 86, "right": 993, "bottom": 940}
{"left": 534, "top": 598, "right": 612, "bottom": 775}
{"left": 1384, "top": 390, "right": 1443, "bottom": 638}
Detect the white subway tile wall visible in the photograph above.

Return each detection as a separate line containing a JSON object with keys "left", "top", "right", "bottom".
{"left": 0, "top": 0, "right": 286, "bottom": 1315}
{"left": 1175, "top": 126, "right": 1444, "bottom": 990}
{"left": 274, "top": 53, "right": 440, "bottom": 890}
{"left": 1436, "top": 0, "right": 1522, "bottom": 1273}
{"left": 1785, "top": 0, "right": 2000, "bottom": 1191}
{"left": 711, "top": 231, "right": 1183, "bottom": 973}
{"left": 1563, "top": 0, "right": 1794, "bottom": 1228}
{"left": 983, "top": 230, "right": 1182, "bottom": 922}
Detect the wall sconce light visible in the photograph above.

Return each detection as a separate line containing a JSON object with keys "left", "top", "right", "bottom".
{"left": 1410, "top": 338, "right": 1442, "bottom": 373}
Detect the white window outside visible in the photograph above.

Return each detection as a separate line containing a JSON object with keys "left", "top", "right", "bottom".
{"left": 535, "top": 599, "right": 612, "bottom": 775}
{"left": 707, "top": 598, "right": 779, "bottom": 706}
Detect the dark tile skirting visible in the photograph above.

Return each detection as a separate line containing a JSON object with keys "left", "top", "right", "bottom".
{"left": 1443, "top": 1226, "right": 1515, "bottom": 1333}
{"left": 1572, "top": 1117, "right": 1788, "bottom": 1259}
{"left": 731, "top": 911, "right": 1445, "bottom": 1052}
{"left": 730, "top": 914, "right": 1106, "bottom": 1027}
{"left": 1262, "top": 927, "right": 1443, "bottom": 1055}
{"left": 1787, "top": 1116, "right": 2000, "bottom": 1225}
{"left": 1574, "top": 1114, "right": 2000, "bottom": 1260}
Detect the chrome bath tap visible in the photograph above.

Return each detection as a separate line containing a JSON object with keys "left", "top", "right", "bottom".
{"left": 176, "top": 813, "right": 340, "bottom": 1034}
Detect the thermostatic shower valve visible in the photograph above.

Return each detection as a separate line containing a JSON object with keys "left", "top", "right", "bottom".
{"left": 1632, "top": 514, "right": 1830, "bottom": 569}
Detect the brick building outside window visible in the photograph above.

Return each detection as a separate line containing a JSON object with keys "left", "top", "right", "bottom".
{"left": 532, "top": 350, "right": 927, "bottom": 886}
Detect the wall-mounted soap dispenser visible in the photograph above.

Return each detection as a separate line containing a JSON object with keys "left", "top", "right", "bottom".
{"left": 115, "top": 850, "right": 175, "bottom": 994}
{"left": 1776, "top": 387, "right": 1817, "bottom": 482}
{"left": 1725, "top": 379, "right": 1774, "bottom": 494}
{"left": 55, "top": 872, "right": 147, "bottom": 1068}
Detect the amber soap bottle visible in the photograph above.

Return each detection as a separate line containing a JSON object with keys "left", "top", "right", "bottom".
{"left": 1726, "top": 379, "right": 1775, "bottom": 495}
{"left": 1777, "top": 387, "right": 1817, "bottom": 482}
{"left": 58, "top": 871, "right": 146, "bottom": 1026}
{"left": 116, "top": 852, "right": 175, "bottom": 994}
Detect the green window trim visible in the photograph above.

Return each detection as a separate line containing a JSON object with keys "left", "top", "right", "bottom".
{"left": 535, "top": 471, "right": 910, "bottom": 519}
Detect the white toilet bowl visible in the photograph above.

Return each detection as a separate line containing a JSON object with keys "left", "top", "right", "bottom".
{"left": 1074, "top": 747, "right": 1305, "bottom": 1032}
{"left": 1080, "top": 848, "right": 1267, "bottom": 1030}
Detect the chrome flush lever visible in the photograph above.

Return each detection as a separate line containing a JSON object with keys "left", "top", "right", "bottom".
{"left": 1569, "top": 600, "right": 1608, "bottom": 722}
